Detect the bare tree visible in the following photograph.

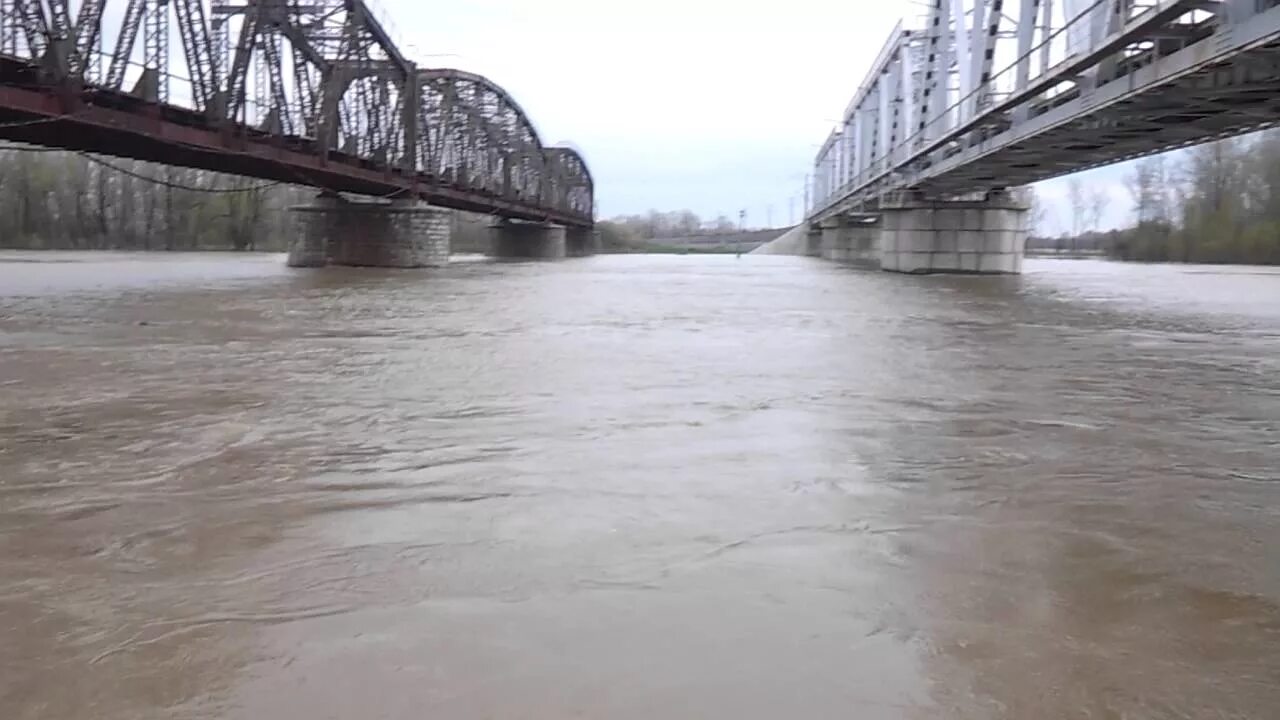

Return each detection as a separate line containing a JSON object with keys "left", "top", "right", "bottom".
{"left": 1245, "top": 129, "right": 1280, "bottom": 220}
{"left": 1186, "top": 138, "right": 1242, "bottom": 219}
{"left": 1081, "top": 186, "right": 1109, "bottom": 253}
{"left": 1022, "top": 185, "right": 1051, "bottom": 238}
{"left": 1150, "top": 154, "right": 1172, "bottom": 224}
{"left": 1066, "top": 176, "right": 1086, "bottom": 252}
{"left": 1086, "top": 186, "right": 1110, "bottom": 234}
{"left": 0, "top": 148, "right": 300, "bottom": 252}
{"left": 1127, "top": 155, "right": 1161, "bottom": 225}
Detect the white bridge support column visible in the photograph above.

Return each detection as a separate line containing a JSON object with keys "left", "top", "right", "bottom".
{"left": 287, "top": 194, "right": 451, "bottom": 268}
{"left": 879, "top": 191, "right": 1028, "bottom": 274}
{"left": 805, "top": 225, "right": 824, "bottom": 257}
{"left": 489, "top": 220, "right": 568, "bottom": 259}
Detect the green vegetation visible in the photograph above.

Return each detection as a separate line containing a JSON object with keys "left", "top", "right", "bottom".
{"left": 1106, "top": 131, "right": 1280, "bottom": 265}
{"left": 595, "top": 219, "right": 641, "bottom": 252}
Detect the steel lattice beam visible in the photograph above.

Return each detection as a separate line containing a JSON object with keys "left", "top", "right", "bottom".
{"left": 810, "top": 0, "right": 1280, "bottom": 222}
{"left": 0, "top": 0, "right": 594, "bottom": 224}
{"left": 12, "top": 0, "right": 49, "bottom": 57}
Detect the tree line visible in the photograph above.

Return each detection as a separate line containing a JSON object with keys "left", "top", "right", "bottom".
{"left": 596, "top": 209, "right": 787, "bottom": 251}
{"left": 0, "top": 146, "right": 310, "bottom": 252}
{"left": 1096, "top": 130, "right": 1280, "bottom": 265}
{"left": 605, "top": 210, "right": 749, "bottom": 240}
{"left": 0, "top": 150, "right": 762, "bottom": 256}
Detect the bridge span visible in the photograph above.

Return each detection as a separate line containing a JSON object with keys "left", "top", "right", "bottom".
{"left": 804, "top": 0, "right": 1280, "bottom": 274}
{"left": 0, "top": 0, "right": 594, "bottom": 267}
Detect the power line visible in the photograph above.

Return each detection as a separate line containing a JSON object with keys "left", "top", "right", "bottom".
{"left": 78, "top": 152, "right": 284, "bottom": 194}
{"left": 0, "top": 110, "right": 422, "bottom": 201}
{"left": 0, "top": 143, "right": 284, "bottom": 194}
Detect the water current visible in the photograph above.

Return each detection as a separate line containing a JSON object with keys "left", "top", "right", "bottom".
{"left": 1, "top": 251, "right": 1278, "bottom": 718}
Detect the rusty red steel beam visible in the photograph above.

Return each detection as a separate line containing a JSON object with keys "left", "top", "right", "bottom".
{"left": 0, "top": 82, "right": 591, "bottom": 228}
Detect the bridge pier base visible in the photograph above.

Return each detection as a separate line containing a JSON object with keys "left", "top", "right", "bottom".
{"left": 805, "top": 226, "right": 823, "bottom": 257}
{"left": 565, "top": 226, "right": 600, "bottom": 257}
{"left": 286, "top": 228, "right": 329, "bottom": 268}
{"left": 819, "top": 217, "right": 879, "bottom": 267}
{"left": 287, "top": 195, "right": 451, "bottom": 269}
{"left": 879, "top": 192, "right": 1026, "bottom": 274}
{"left": 488, "top": 221, "right": 568, "bottom": 259}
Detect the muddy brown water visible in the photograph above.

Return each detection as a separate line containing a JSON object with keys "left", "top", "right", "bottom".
{"left": 1, "top": 251, "right": 1278, "bottom": 719}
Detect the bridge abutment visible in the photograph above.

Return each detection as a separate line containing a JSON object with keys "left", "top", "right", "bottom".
{"left": 488, "top": 221, "right": 568, "bottom": 259}
{"left": 878, "top": 192, "right": 1027, "bottom": 275}
{"left": 287, "top": 195, "right": 451, "bottom": 269}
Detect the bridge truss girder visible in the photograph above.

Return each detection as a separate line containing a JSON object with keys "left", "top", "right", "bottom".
{"left": 812, "top": 0, "right": 1280, "bottom": 221}
{"left": 0, "top": 0, "right": 593, "bottom": 222}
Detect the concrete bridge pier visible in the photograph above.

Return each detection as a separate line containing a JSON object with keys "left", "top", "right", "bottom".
{"left": 879, "top": 191, "right": 1027, "bottom": 274}
{"left": 818, "top": 216, "right": 880, "bottom": 267}
{"left": 805, "top": 226, "right": 823, "bottom": 257}
{"left": 488, "top": 221, "right": 568, "bottom": 259}
{"left": 565, "top": 226, "right": 600, "bottom": 257}
{"left": 287, "top": 194, "right": 451, "bottom": 268}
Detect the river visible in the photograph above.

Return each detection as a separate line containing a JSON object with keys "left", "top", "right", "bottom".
{"left": 1, "top": 251, "right": 1278, "bottom": 719}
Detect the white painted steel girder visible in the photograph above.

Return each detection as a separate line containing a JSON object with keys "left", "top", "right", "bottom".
{"left": 810, "top": 0, "right": 1280, "bottom": 221}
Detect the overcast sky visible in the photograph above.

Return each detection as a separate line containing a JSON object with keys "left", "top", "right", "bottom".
{"left": 377, "top": 0, "right": 1134, "bottom": 229}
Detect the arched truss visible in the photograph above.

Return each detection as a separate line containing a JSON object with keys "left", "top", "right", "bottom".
{"left": 543, "top": 147, "right": 593, "bottom": 218}
{"left": 0, "top": 0, "right": 593, "bottom": 222}
{"left": 416, "top": 69, "right": 593, "bottom": 218}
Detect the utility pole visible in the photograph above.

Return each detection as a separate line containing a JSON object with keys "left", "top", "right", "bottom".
{"left": 736, "top": 210, "right": 746, "bottom": 257}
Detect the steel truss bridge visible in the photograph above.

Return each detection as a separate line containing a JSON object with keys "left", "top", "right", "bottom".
{"left": 810, "top": 0, "right": 1280, "bottom": 222}
{"left": 0, "top": 0, "right": 593, "bottom": 228}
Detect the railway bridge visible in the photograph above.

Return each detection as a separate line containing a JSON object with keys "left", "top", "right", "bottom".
{"left": 806, "top": 0, "right": 1280, "bottom": 273}
{"left": 0, "top": 0, "right": 594, "bottom": 267}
